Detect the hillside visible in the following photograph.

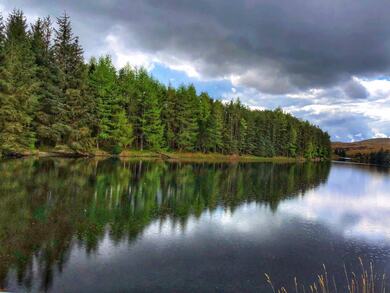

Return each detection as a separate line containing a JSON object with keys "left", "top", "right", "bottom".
{"left": 332, "top": 138, "right": 390, "bottom": 156}
{"left": 332, "top": 138, "right": 390, "bottom": 166}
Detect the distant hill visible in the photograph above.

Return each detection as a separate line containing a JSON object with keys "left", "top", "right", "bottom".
{"left": 332, "top": 138, "right": 390, "bottom": 156}
{"left": 331, "top": 138, "right": 390, "bottom": 166}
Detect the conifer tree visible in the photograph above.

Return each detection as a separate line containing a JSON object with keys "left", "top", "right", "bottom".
{"left": 118, "top": 64, "right": 136, "bottom": 122}
{"left": 0, "top": 10, "right": 37, "bottom": 154}
{"left": 53, "top": 13, "right": 94, "bottom": 151}
{"left": 131, "top": 68, "right": 164, "bottom": 150}
{"left": 31, "top": 17, "right": 62, "bottom": 147}
{"left": 205, "top": 100, "right": 224, "bottom": 152}
{"left": 196, "top": 92, "right": 212, "bottom": 152}
{"left": 161, "top": 84, "right": 179, "bottom": 150}
{"left": 89, "top": 56, "right": 132, "bottom": 152}
{"left": 176, "top": 85, "right": 199, "bottom": 151}
{"left": 141, "top": 87, "right": 164, "bottom": 150}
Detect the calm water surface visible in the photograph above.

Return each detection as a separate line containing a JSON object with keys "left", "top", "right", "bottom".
{"left": 0, "top": 159, "right": 390, "bottom": 292}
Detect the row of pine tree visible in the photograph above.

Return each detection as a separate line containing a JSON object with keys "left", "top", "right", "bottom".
{"left": 0, "top": 10, "right": 331, "bottom": 158}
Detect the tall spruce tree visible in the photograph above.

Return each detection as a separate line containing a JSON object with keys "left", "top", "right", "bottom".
{"left": 134, "top": 68, "right": 164, "bottom": 150}
{"left": 53, "top": 13, "right": 94, "bottom": 151}
{"left": 31, "top": 17, "right": 62, "bottom": 147}
{"left": 89, "top": 56, "right": 133, "bottom": 152}
{"left": 161, "top": 84, "right": 179, "bottom": 150}
{"left": 118, "top": 64, "right": 137, "bottom": 141}
{"left": 196, "top": 92, "right": 212, "bottom": 152}
{"left": 141, "top": 86, "right": 164, "bottom": 150}
{"left": 0, "top": 10, "right": 37, "bottom": 154}
{"left": 205, "top": 100, "right": 224, "bottom": 152}
{"left": 176, "top": 85, "right": 199, "bottom": 151}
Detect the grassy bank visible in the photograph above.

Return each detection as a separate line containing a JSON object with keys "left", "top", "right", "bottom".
{"left": 1, "top": 147, "right": 309, "bottom": 163}
{"left": 135, "top": 151, "right": 304, "bottom": 163}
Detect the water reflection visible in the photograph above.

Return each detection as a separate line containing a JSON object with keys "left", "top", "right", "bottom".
{"left": 280, "top": 162, "right": 390, "bottom": 242}
{"left": 0, "top": 158, "right": 330, "bottom": 291}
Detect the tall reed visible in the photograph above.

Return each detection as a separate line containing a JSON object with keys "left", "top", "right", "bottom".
{"left": 265, "top": 258, "right": 386, "bottom": 293}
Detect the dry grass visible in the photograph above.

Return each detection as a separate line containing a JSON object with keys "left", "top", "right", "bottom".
{"left": 7, "top": 147, "right": 308, "bottom": 163}
{"left": 265, "top": 258, "right": 386, "bottom": 293}
{"left": 153, "top": 151, "right": 303, "bottom": 163}
{"left": 118, "top": 150, "right": 161, "bottom": 158}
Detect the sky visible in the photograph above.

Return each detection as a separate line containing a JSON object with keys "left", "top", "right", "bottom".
{"left": 1, "top": 0, "right": 390, "bottom": 142}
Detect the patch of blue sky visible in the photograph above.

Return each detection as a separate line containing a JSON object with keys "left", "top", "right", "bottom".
{"left": 150, "top": 63, "right": 234, "bottom": 99}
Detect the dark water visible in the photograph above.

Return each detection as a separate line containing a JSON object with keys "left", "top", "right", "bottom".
{"left": 0, "top": 159, "right": 390, "bottom": 292}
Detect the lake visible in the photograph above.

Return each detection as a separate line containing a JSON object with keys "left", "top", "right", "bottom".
{"left": 0, "top": 158, "right": 389, "bottom": 292}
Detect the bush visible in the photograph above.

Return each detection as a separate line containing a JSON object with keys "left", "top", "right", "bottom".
{"left": 111, "top": 145, "right": 122, "bottom": 155}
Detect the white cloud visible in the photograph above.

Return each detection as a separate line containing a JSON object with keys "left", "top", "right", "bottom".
{"left": 373, "top": 131, "right": 388, "bottom": 138}
{"left": 360, "top": 78, "right": 390, "bottom": 98}
{"left": 103, "top": 28, "right": 207, "bottom": 79}
{"left": 105, "top": 34, "right": 156, "bottom": 71}
{"left": 279, "top": 166, "right": 390, "bottom": 242}
{"left": 219, "top": 77, "right": 390, "bottom": 141}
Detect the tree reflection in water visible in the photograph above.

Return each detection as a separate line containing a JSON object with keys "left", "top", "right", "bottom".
{"left": 0, "top": 158, "right": 330, "bottom": 291}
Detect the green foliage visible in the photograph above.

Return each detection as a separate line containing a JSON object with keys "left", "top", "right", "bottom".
{"left": 89, "top": 56, "right": 133, "bottom": 152}
{"left": 0, "top": 10, "right": 331, "bottom": 158}
{"left": 53, "top": 13, "right": 94, "bottom": 151}
{"left": 31, "top": 17, "right": 62, "bottom": 147}
{"left": 138, "top": 70, "right": 164, "bottom": 150}
{"left": 176, "top": 85, "right": 199, "bottom": 151}
{"left": 204, "top": 100, "right": 224, "bottom": 152}
{"left": 0, "top": 10, "right": 37, "bottom": 154}
{"left": 119, "top": 67, "right": 164, "bottom": 150}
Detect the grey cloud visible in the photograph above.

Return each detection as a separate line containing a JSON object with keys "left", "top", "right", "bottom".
{"left": 3, "top": 0, "right": 390, "bottom": 94}
{"left": 291, "top": 110, "right": 379, "bottom": 141}
{"left": 226, "top": 79, "right": 390, "bottom": 141}
{"left": 343, "top": 79, "right": 369, "bottom": 100}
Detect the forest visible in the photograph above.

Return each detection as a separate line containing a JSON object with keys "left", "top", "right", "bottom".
{"left": 0, "top": 10, "right": 331, "bottom": 158}
{"left": 334, "top": 148, "right": 390, "bottom": 166}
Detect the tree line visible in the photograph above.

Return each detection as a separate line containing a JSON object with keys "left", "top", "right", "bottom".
{"left": 344, "top": 149, "right": 390, "bottom": 166}
{"left": 0, "top": 10, "right": 331, "bottom": 158}
{"left": 334, "top": 147, "right": 390, "bottom": 166}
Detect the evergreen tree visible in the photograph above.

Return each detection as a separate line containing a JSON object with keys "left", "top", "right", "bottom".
{"left": 89, "top": 56, "right": 133, "bottom": 152}
{"left": 222, "top": 99, "right": 245, "bottom": 154}
{"left": 0, "top": 10, "right": 37, "bottom": 154}
{"left": 31, "top": 17, "right": 62, "bottom": 147}
{"left": 132, "top": 68, "right": 164, "bottom": 150}
{"left": 161, "top": 84, "right": 179, "bottom": 150}
{"left": 118, "top": 64, "right": 136, "bottom": 127}
{"left": 205, "top": 100, "right": 224, "bottom": 152}
{"left": 176, "top": 85, "right": 199, "bottom": 151}
{"left": 141, "top": 87, "right": 164, "bottom": 150}
{"left": 53, "top": 13, "right": 94, "bottom": 151}
{"left": 196, "top": 92, "right": 212, "bottom": 152}
{"left": 288, "top": 125, "right": 298, "bottom": 157}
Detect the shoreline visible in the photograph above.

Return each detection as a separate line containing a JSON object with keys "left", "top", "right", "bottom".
{"left": 0, "top": 149, "right": 317, "bottom": 163}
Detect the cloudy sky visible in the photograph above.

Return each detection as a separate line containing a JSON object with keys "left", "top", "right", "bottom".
{"left": 1, "top": 0, "right": 390, "bottom": 141}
